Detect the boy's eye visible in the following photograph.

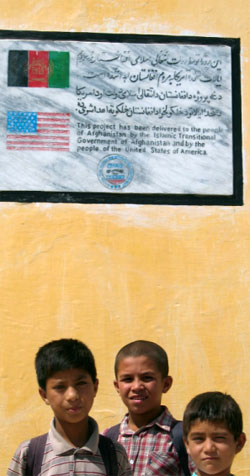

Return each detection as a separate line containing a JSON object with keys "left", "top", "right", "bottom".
{"left": 53, "top": 384, "right": 65, "bottom": 390}
{"left": 77, "top": 380, "right": 87, "bottom": 386}
{"left": 121, "top": 377, "right": 133, "bottom": 382}
{"left": 142, "top": 375, "right": 154, "bottom": 381}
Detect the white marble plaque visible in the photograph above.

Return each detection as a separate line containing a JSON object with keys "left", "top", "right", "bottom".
{"left": 0, "top": 31, "right": 242, "bottom": 204}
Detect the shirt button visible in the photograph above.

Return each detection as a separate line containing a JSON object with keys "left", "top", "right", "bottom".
{"left": 130, "top": 459, "right": 134, "bottom": 465}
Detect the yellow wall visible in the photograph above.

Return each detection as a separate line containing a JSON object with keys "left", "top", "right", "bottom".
{"left": 1, "top": 1, "right": 250, "bottom": 474}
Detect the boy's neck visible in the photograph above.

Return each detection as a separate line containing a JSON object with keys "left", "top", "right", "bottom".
{"left": 54, "top": 417, "right": 90, "bottom": 448}
{"left": 194, "top": 470, "right": 233, "bottom": 476}
{"left": 128, "top": 406, "right": 164, "bottom": 431}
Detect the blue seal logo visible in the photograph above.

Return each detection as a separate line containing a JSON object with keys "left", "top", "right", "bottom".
{"left": 98, "top": 155, "right": 133, "bottom": 190}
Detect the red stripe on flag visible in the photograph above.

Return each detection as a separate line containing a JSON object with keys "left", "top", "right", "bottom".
{"left": 36, "top": 113, "right": 70, "bottom": 116}
{"left": 36, "top": 128, "right": 69, "bottom": 133}
{"left": 28, "top": 51, "right": 49, "bottom": 87}
{"left": 7, "top": 146, "right": 69, "bottom": 151}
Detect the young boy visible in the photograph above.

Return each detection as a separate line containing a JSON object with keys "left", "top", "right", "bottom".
{"left": 104, "top": 340, "right": 193, "bottom": 475}
{"left": 183, "top": 391, "right": 246, "bottom": 476}
{"left": 7, "top": 338, "right": 132, "bottom": 476}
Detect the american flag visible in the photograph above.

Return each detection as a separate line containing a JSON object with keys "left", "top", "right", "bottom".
{"left": 6, "top": 111, "right": 70, "bottom": 151}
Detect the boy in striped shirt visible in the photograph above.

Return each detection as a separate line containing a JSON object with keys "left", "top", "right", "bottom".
{"left": 7, "top": 338, "right": 131, "bottom": 476}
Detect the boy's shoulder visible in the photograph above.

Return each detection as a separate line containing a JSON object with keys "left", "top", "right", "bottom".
{"left": 104, "top": 406, "right": 177, "bottom": 435}
{"left": 7, "top": 437, "right": 40, "bottom": 475}
{"left": 10, "top": 437, "right": 31, "bottom": 458}
{"left": 7, "top": 432, "right": 131, "bottom": 476}
{"left": 25, "top": 433, "right": 48, "bottom": 474}
{"left": 104, "top": 416, "right": 186, "bottom": 455}
{"left": 104, "top": 423, "right": 121, "bottom": 440}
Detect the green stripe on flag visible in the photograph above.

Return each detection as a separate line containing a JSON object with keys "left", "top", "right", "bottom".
{"left": 48, "top": 51, "right": 69, "bottom": 88}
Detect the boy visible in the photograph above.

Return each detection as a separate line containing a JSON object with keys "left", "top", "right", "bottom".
{"left": 183, "top": 391, "right": 246, "bottom": 476}
{"left": 104, "top": 340, "right": 193, "bottom": 475}
{"left": 7, "top": 338, "right": 132, "bottom": 476}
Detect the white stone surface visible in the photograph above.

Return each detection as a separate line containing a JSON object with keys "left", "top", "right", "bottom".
{"left": 0, "top": 37, "right": 236, "bottom": 195}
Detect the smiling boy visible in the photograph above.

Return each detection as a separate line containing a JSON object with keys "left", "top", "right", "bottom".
{"left": 104, "top": 340, "right": 193, "bottom": 475}
{"left": 183, "top": 391, "right": 246, "bottom": 476}
{"left": 7, "top": 338, "right": 132, "bottom": 476}
{"left": 113, "top": 352, "right": 172, "bottom": 430}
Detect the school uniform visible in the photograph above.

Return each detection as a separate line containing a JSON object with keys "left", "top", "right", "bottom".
{"left": 7, "top": 417, "right": 132, "bottom": 476}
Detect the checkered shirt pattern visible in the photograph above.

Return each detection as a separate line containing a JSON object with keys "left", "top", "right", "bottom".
{"left": 108, "top": 407, "right": 192, "bottom": 476}
{"left": 7, "top": 417, "right": 132, "bottom": 476}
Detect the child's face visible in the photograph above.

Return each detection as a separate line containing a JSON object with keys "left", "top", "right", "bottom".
{"left": 184, "top": 419, "right": 246, "bottom": 476}
{"left": 114, "top": 355, "right": 172, "bottom": 425}
{"left": 39, "top": 368, "right": 98, "bottom": 426}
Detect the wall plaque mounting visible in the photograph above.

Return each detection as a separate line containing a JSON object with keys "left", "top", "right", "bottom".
{"left": 0, "top": 30, "right": 242, "bottom": 205}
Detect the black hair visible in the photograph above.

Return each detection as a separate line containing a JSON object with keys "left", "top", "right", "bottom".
{"left": 114, "top": 340, "right": 169, "bottom": 378}
{"left": 183, "top": 391, "right": 243, "bottom": 440}
{"left": 35, "top": 338, "right": 97, "bottom": 390}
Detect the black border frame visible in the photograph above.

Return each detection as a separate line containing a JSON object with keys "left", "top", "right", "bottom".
{"left": 0, "top": 30, "right": 243, "bottom": 206}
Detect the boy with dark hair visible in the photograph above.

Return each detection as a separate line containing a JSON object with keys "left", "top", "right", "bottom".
{"left": 104, "top": 340, "right": 193, "bottom": 475}
{"left": 183, "top": 391, "right": 246, "bottom": 476}
{"left": 7, "top": 338, "right": 132, "bottom": 476}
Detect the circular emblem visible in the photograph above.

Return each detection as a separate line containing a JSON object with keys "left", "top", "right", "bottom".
{"left": 98, "top": 155, "right": 133, "bottom": 190}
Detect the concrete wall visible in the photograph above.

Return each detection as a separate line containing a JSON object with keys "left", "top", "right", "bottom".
{"left": 1, "top": 1, "right": 249, "bottom": 474}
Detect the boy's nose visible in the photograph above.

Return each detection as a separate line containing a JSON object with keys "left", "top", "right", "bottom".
{"left": 204, "top": 438, "right": 216, "bottom": 452}
{"left": 131, "top": 378, "right": 144, "bottom": 390}
{"left": 65, "top": 386, "right": 79, "bottom": 400}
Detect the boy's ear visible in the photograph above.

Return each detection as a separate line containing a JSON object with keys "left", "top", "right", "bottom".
{"left": 236, "top": 432, "right": 246, "bottom": 453}
{"left": 39, "top": 387, "right": 50, "bottom": 406}
{"left": 113, "top": 379, "right": 120, "bottom": 394}
{"left": 184, "top": 439, "right": 191, "bottom": 455}
{"left": 162, "top": 375, "right": 173, "bottom": 393}
{"left": 94, "top": 378, "right": 99, "bottom": 396}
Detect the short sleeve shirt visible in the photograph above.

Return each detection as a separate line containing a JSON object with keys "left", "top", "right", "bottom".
{"left": 105, "top": 406, "right": 194, "bottom": 476}
{"left": 7, "top": 417, "right": 132, "bottom": 476}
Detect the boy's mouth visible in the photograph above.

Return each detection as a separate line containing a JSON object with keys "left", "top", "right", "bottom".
{"left": 202, "top": 456, "right": 219, "bottom": 461}
{"left": 130, "top": 395, "right": 147, "bottom": 401}
{"left": 67, "top": 406, "right": 82, "bottom": 413}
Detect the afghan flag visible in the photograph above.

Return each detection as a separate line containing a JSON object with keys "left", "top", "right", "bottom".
{"left": 8, "top": 50, "right": 69, "bottom": 88}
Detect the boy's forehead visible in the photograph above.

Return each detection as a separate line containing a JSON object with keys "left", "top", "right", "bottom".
{"left": 117, "top": 355, "right": 160, "bottom": 373}
{"left": 188, "top": 418, "right": 231, "bottom": 434}
{"left": 48, "top": 367, "right": 91, "bottom": 380}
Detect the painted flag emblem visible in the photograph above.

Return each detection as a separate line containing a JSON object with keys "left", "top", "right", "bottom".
{"left": 7, "top": 111, "right": 70, "bottom": 151}
{"left": 8, "top": 51, "right": 69, "bottom": 88}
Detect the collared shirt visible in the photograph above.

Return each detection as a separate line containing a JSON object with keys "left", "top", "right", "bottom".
{"left": 7, "top": 417, "right": 132, "bottom": 476}
{"left": 104, "top": 406, "right": 194, "bottom": 476}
